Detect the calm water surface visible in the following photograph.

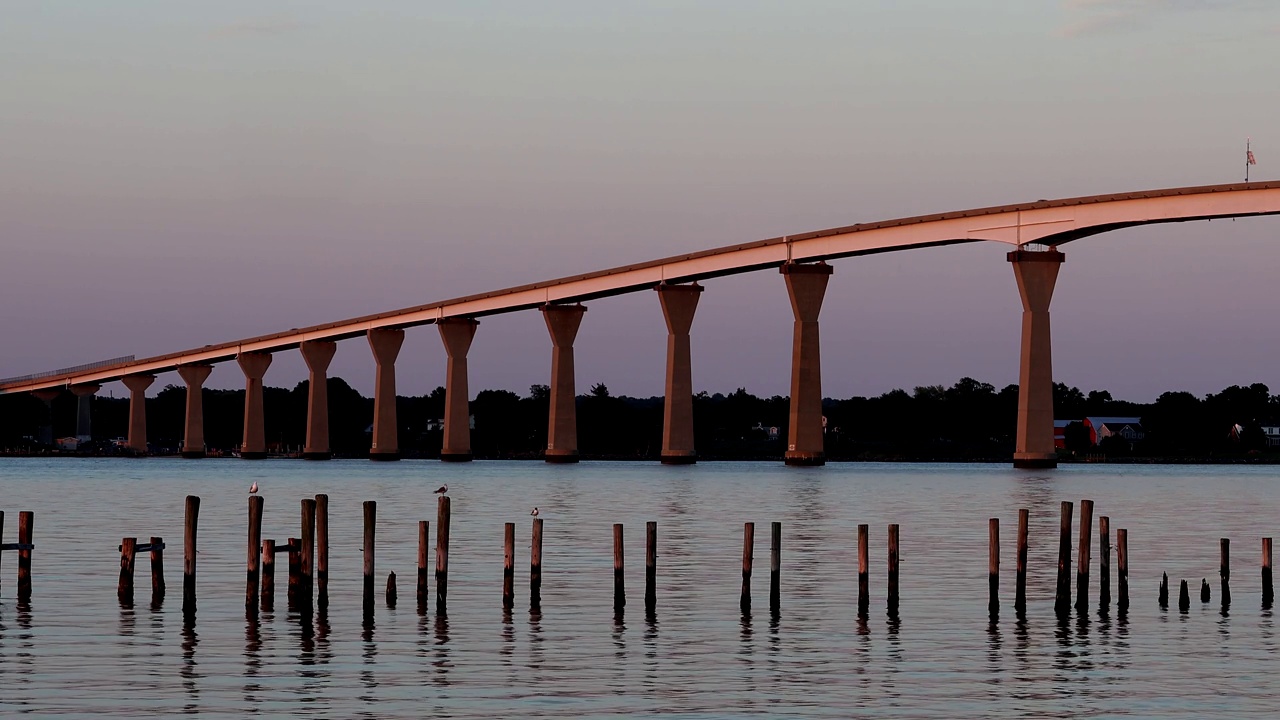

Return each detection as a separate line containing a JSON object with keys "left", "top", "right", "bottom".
{"left": 0, "top": 459, "right": 1276, "bottom": 718}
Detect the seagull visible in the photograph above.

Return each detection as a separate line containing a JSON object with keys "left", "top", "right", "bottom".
{"left": 434, "top": 485, "right": 448, "bottom": 495}
{"left": 249, "top": 481, "right": 259, "bottom": 494}
{"left": 530, "top": 507, "right": 540, "bottom": 517}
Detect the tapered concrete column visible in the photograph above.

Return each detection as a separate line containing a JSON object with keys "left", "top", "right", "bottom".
{"left": 781, "top": 262, "right": 832, "bottom": 467}
{"left": 300, "top": 340, "right": 337, "bottom": 460}
{"left": 657, "top": 284, "right": 703, "bottom": 464}
{"left": 438, "top": 318, "right": 479, "bottom": 462}
{"left": 1009, "top": 248, "right": 1065, "bottom": 469}
{"left": 237, "top": 352, "right": 273, "bottom": 460}
{"left": 368, "top": 328, "right": 405, "bottom": 461}
{"left": 541, "top": 304, "right": 586, "bottom": 463}
{"left": 69, "top": 383, "right": 100, "bottom": 442}
{"left": 121, "top": 374, "right": 155, "bottom": 454}
{"left": 31, "top": 389, "right": 58, "bottom": 446}
{"left": 176, "top": 364, "right": 213, "bottom": 458}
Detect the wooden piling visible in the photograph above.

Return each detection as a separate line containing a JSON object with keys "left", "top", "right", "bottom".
{"left": 1075, "top": 499, "right": 1093, "bottom": 614}
{"left": 417, "top": 520, "right": 430, "bottom": 608}
{"left": 261, "top": 539, "right": 276, "bottom": 611}
{"left": 247, "top": 496, "right": 263, "bottom": 607}
{"left": 858, "top": 523, "right": 870, "bottom": 617}
{"left": 1117, "top": 528, "right": 1129, "bottom": 612}
{"left": 17, "top": 511, "right": 33, "bottom": 602}
{"left": 1015, "top": 509, "right": 1029, "bottom": 613}
{"left": 287, "top": 536, "right": 301, "bottom": 608}
{"left": 119, "top": 537, "right": 137, "bottom": 602}
{"left": 300, "top": 498, "right": 316, "bottom": 609}
{"left": 1099, "top": 515, "right": 1111, "bottom": 611}
{"left": 435, "top": 496, "right": 450, "bottom": 613}
{"left": 150, "top": 536, "right": 165, "bottom": 599}
{"left": 503, "top": 522, "right": 515, "bottom": 610}
{"left": 0, "top": 511, "right": 4, "bottom": 592}
{"left": 315, "top": 494, "right": 329, "bottom": 607}
{"left": 769, "top": 521, "right": 781, "bottom": 614}
{"left": 1263, "top": 537, "right": 1273, "bottom": 607}
{"left": 988, "top": 518, "right": 999, "bottom": 616}
{"left": 613, "top": 523, "right": 626, "bottom": 611}
{"left": 531, "top": 518, "right": 543, "bottom": 611}
{"left": 182, "top": 496, "right": 199, "bottom": 613}
{"left": 363, "top": 501, "right": 377, "bottom": 611}
{"left": 741, "top": 522, "right": 755, "bottom": 612}
{"left": 1055, "top": 501, "right": 1073, "bottom": 615}
{"left": 1178, "top": 579, "right": 1190, "bottom": 612}
{"left": 888, "top": 523, "right": 900, "bottom": 614}
{"left": 1159, "top": 571, "right": 1168, "bottom": 609}
{"left": 386, "top": 571, "right": 397, "bottom": 608}
{"left": 645, "top": 521, "right": 657, "bottom": 614}
{"left": 1220, "top": 538, "right": 1231, "bottom": 607}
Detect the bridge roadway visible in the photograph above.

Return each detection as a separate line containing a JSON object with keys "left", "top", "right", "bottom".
{"left": 5, "top": 181, "right": 1280, "bottom": 466}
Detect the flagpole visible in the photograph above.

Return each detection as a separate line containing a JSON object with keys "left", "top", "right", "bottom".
{"left": 1246, "top": 138, "right": 1251, "bottom": 183}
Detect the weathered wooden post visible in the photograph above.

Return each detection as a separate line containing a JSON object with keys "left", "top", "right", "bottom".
{"left": 769, "top": 521, "right": 782, "bottom": 614}
{"left": 1178, "top": 578, "right": 1190, "bottom": 612}
{"left": 1117, "top": 528, "right": 1129, "bottom": 612}
{"left": 261, "top": 539, "right": 276, "bottom": 611}
{"left": 858, "top": 523, "right": 870, "bottom": 617}
{"left": 17, "top": 511, "right": 33, "bottom": 602}
{"left": 1098, "top": 515, "right": 1111, "bottom": 611}
{"left": 613, "top": 523, "right": 626, "bottom": 611}
{"left": 247, "top": 496, "right": 263, "bottom": 607}
{"left": 363, "top": 501, "right": 377, "bottom": 614}
{"left": 386, "top": 571, "right": 397, "bottom": 607}
{"left": 531, "top": 517, "right": 544, "bottom": 611}
{"left": 315, "top": 494, "right": 329, "bottom": 609}
{"left": 1075, "top": 499, "right": 1093, "bottom": 614}
{"left": 150, "top": 536, "right": 165, "bottom": 601}
{"left": 0, "top": 511, "right": 4, "bottom": 593}
{"left": 1055, "top": 501, "right": 1073, "bottom": 615}
{"left": 182, "top": 497, "right": 199, "bottom": 614}
{"left": 417, "top": 520, "right": 430, "bottom": 610}
{"left": 988, "top": 518, "right": 999, "bottom": 616}
{"left": 503, "top": 522, "right": 515, "bottom": 611}
{"left": 741, "top": 522, "right": 755, "bottom": 612}
{"left": 1264, "top": 537, "right": 1274, "bottom": 608}
{"left": 645, "top": 521, "right": 657, "bottom": 614}
{"left": 1221, "top": 538, "right": 1231, "bottom": 608}
{"left": 1158, "top": 571, "right": 1168, "bottom": 609}
{"left": 300, "top": 498, "right": 316, "bottom": 610}
{"left": 435, "top": 496, "right": 450, "bottom": 614}
{"left": 888, "top": 523, "right": 900, "bottom": 615}
{"left": 1015, "top": 509, "right": 1029, "bottom": 613}
{"left": 119, "top": 537, "right": 137, "bottom": 603}
{"left": 287, "top": 537, "right": 301, "bottom": 608}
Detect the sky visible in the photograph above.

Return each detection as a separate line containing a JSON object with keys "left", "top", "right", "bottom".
{"left": 2, "top": 1, "right": 1279, "bottom": 403}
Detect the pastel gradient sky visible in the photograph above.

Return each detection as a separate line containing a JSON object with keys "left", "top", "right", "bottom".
{"left": 3, "top": 1, "right": 1279, "bottom": 401}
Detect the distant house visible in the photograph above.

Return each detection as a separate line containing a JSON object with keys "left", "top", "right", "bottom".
{"left": 56, "top": 437, "right": 79, "bottom": 451}
{"left": 1085, "top": 417, "right": 1144, "bottom": 446}
{"left": 1262, "top": 425, "right": 1280, "bottom": 447}
{"left": 1054, "top": 420, "right": 1074, "bottom": 450}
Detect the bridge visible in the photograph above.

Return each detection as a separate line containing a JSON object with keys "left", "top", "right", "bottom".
{"left": 5, "top": 181, "right": 1280, "bottom": 466}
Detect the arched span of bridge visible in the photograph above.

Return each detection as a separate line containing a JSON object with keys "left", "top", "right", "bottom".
{"left": 4, "top": 181, "right": 1279, "bottom": 466}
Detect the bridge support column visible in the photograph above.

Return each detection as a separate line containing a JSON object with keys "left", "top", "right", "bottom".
{"left": 657, "top": 284, "right": 703, "bottom": 464}
{"left": 121, "top": 374, "right": 154, "bottom": 454}
{"left": 300, "top": 340, "right": 337, "bottom": 460}
{"left": 368, "top": 328, "right": 405, "bottom": 461}
{"left": 438, "top": 318, "right": 478, "bottom": 462}
{"left": 177, "top": 364, "right": 213, "bottom": 458}
{"left": 237, "top": 352, "right": 272, "bottom": 460}
{"left": 31, "top": 389, "right": 59, "bottom": 446}
{"left": 1009, "top": 248, "right": 1065, "bottom": 469}
{"left": 782, "top": 262, "right": 832, "bottom": 467}
{"left": 542, "top": 304, "right": 586, "bottom": 463}
{"left": 70, "top": 384, "right": 100, "bottom": 443}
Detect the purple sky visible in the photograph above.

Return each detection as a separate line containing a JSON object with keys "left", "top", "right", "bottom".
{"left": 3, "top": 1, "right": 1279, "bottom": 402}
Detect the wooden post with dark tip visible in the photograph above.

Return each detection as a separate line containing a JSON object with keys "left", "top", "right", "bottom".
{"left": 503, "top": 522, "right": 515, "bottom": 611}
{"left": 741, "top": 522, "right": 754, "bottom": 612}
{"left": 1015, "top": 509, "right": 1029, "bottom": 613}
{"left": 315, "top": 494, "right": 329, "bottom": 609}
{"left": 1117, "top": 529, "right": 1129, "bottom": 612}
{"left": 119, "top": 537, "right": 137, "bottom": 603}
{"left": 1075, "top": 499, "right": 1093, "bottom": 614}
{"left": 247, "top": 496, "right": 263, "bottom": 608}
{"left": 17, "top": 511, "right": 33, "bottom": 602}
{"left": 1098, "top": 515, "right": 1111, "bottom": 612}
{"left": 645, "top": 521, "right": 657, "bottom": 614}
{"left": 988, "top": 518, "right": 999, "bottom": 616}
{"left": 1263, "top": 537, "right": 1273, "bottom": 608}
{"left": 417, "top": 520, "right": 430, "bottom": 610}
{"left": 363, "top": 501, "right": 376, "bottom": 614}
{"left": 386, "top": 572, "right": 397, "bottom": 607}
{"left": 888, "top": 523, "right": 900, "bottom": 615}
{"left": 858, "top": 523, "right": 869, "bottom": 617}
{"left": 182, "top": 497, "right": 199, "bottom": 614}
{"left": 1178, "top": 578, "right": 1190, "bottom": 612}
{"left": 261, "top": 539, "right": 276, "bottom": 611}
{"left": 1158, "top": 571, "right": 1168, "bottom": 609}
{"left": 1055, "top": 501, "right": 1073, "bottom": 615}
{"left": 300, "top": 498, "right": 316, "bottom": 610}
{"left": 531, "top": 517, "right": 544, "bottom": 611}
{"left": 287, "top": 536, "right": 300, "bottom": 609}
{"left": 613, "top": 523, "right": 626, "bottom": 611}
{"left": 150, "top": 536, "right": 165, "bottom": 600}
{"left": 769, "top": 521, "right": 781, "bottom": 614}
{"left": 1220, "top": 538, "right": 1231, "bottom": 607}
{"left": 435, "top": 496, "right": 451, "bottom": 614}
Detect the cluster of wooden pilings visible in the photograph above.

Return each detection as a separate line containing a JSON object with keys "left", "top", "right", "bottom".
{"left": 0, "top": 510, "right": 35, "bottom": 603}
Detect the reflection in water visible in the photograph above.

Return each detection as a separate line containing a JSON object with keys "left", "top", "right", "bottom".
{"left": 527, "top": 610, "right": 544, "bottom": 683}
{"left": 433, "top": 613, "right": 452, "bottom": 686}
{"left": 360, "top": 612, "right": 378, "bottom": 702}
{"left": 118, "top": 605, "right": 136, "bottom": 639}
{"left": 181, "top": 613, "right": 200, "bottom": 712}
{"left": 243, "top": 607, "right": 263, "bottom": 706}
{"left": 500, "top": 609, "right": 514, "bottom": 668}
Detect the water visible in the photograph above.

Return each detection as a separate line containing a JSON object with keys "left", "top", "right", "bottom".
{"left": 0, "top": 459, "right": 1275, "bottom": 718}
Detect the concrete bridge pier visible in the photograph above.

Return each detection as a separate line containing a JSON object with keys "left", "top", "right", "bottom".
{"left": 542, "top": 304, "right": 586, "bottom": 463}
{"left": 368, "top": 328, "right": 405, "bottom": 461}
{"left": 237, "top": 352, "right": 273, "bottom": 460}
{"left": 121, "top": 374, "right": 154, "bottom": 454}
{"left": 31, "top": 389, "right": 59, "bottom": 445}
{"left": 177, "top": 364, "right": 213, "bottom": 458}
{"left": 438, "top": 318, "right": 479, "bottom": 462}
{"left": 70, "top": 383, "right": 100, "bottom": 443}
{"left": 782, "top": 262, "right": 833, "bottom": 467}
{"left": 300, "top": 340, "right": 337, "bottom": 460}
{"left": 657, "top": 284, "right": 703, "bottom": 464}
{"left": 1008, "top": 248, "right": 1065, "bottom": 469}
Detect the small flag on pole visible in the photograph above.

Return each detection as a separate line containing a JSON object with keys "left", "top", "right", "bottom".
{"left": 1248, "top": 149, "right": 1257, "bottom": 165}
{"left": 1246, "top": 138, "right": 1257, "bottom": 182}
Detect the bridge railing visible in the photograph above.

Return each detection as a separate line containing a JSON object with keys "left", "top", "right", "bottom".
{"left": 0, "top": 356, "right": 136, "bottom": 387}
